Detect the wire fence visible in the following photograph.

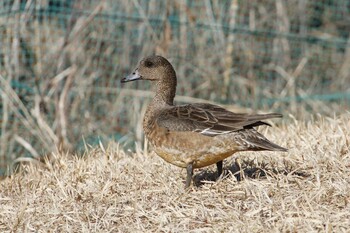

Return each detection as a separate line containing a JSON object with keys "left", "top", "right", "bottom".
{"left": 0, "top": 0, "right": 349, "bottom": 175}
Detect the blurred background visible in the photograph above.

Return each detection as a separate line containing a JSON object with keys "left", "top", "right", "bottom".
{"left": 0, "top": 0, "right": 349, "bottom": 175}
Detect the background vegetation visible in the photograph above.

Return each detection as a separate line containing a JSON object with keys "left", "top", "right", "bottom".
{"left": 0, "top": 1, "right": 349, "bottom": 174}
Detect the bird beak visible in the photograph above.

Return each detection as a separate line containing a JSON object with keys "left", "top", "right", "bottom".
{"left": 121, "top": 70, "right": 142, "bottom": 83}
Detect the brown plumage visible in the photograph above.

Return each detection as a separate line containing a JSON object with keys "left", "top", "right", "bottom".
{"left": 121, "top": 55, "right": 287, "bottom": 188}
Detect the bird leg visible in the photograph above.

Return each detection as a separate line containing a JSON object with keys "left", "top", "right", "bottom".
{"left": 216, "top": 160, "right": 223, "bottom": 178}
{"left": 185, "top": 163, "right": 194, "bottom": 188}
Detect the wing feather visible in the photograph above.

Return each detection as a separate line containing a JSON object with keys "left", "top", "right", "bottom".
{"left": 156, "top": 103, "right": 282, "bottom": 137}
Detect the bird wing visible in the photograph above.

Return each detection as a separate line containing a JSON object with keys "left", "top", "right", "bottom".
{"left": 156, "top": 103, "right": 282, "bottom": 137}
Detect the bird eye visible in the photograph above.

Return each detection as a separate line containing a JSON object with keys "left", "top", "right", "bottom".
{"left": 145, "top": 61, "right": 153, "bottom": 67}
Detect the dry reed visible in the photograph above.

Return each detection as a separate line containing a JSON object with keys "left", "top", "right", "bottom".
{"left": 0, "top": 1, "right": 349, "bottom": 176}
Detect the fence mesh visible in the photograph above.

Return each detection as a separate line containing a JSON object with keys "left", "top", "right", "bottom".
{"left": 0, "top": 0, "right": 349, "bottom": 175}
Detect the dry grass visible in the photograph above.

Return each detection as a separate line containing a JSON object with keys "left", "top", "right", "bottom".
{"left": 1, "top": 113, "right": 349, "bottom": 232}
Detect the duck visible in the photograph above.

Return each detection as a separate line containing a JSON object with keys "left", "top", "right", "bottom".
{"left": 121, "top": 55, "right": 287, "bottom": 188}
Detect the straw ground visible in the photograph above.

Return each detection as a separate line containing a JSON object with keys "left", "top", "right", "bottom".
{"left": 0, "top": 113, "right": 349, "bottom": 232}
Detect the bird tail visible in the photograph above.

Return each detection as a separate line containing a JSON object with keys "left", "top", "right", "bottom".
{"left": 237, "top": 129, "right": 288, "bottom": 152}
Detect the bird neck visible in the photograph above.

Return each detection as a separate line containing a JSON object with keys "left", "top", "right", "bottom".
{"left": 143, "top": 73, "right": 177, "bottom": 136}
{"left": 154, "top": 80, "right": 176, "bottom": 106}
